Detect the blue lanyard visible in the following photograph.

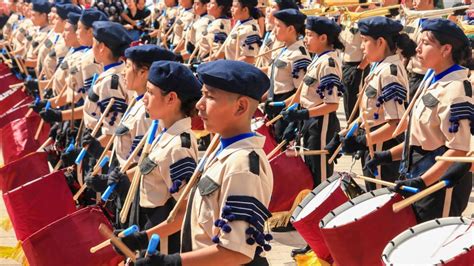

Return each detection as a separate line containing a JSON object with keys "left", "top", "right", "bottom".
{"left": 313, "top": 49, "right": 334, "bottom": 64}
{"left": 72, "top": 45, "right": 89, "bottom": 53}
{"left": 216, "top": 132, "right": 256, "bottom": 155}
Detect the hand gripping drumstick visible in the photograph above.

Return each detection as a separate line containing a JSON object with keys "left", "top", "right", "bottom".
{"left": 166, "top": 133, "right": 221, "bottom": 223}
{"left": 392, "top": 180, "right": 451, "bottom": 213}
{"left": 145, "top": 234, "right": 160, "bottom": 257}
{"left": 73, "top": 156, "right": 110, "bottom": 201}
{"left": 120, "top": 120, "right": 160, "bottom": 224}
{"left": 355, "top": 175, "right": 419, "bottom": 194}
{"left": 361, "top": 112, "right": 382, "bottom": 189}
{"left": 98, "top": 223, "right": 137, "bottom": 262}
{"left": 74, "top": 98, "right": 116, "bottom": 165}
{"left": 90, "top": 225, "right": 139, "bottom": 254}
{"left": 34, "top": 101, "right": 51, "bottom": 140}
{"left": 266, "top": 140, "right": 287, "bottom": 160}
{"left": 328, "top": 119, "right": 359, "bottom": 164}
{"left": 265, "top": 103, "right": 299, "bottom": 127}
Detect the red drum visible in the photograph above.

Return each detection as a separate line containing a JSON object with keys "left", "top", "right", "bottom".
{"left": 251, "top": 115, "right": 314, "bottom": 212}
{"left": 320, "top": 188, "right": 417, "bottom": 266}
{"left": 0, "top": 151, "right": 50, "bottom": 191}
{"left": 291, "top": 172, "right": 364, "bottom": 261}
{"left": 382, "top": 217, "right": 473, "bottom": 265}
{"left": 0, "top": 86, "right": 29, "bottom": 115}
{"left": 0, "top": 72, "right": 21, "bottom": 95}
{"left": 0, "top": 115, "right": 50, "bottom": 164}
{"left": 22, "top": 207, "right": 122, "bottom": 266}
{"left": 0, "top": 104, "right": 29, "bottom": 129}
{"left": 3, "top": 171, "right": 76, "bottom": 241}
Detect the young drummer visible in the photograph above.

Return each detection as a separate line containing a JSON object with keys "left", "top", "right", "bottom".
{"left": 367, "top": 19, "right": 473, "bottom": 222}
{"left": 116, "top": 60, "right": 274, "bottom": 266}
{"left": 281, "top": 16, "right": 343, "bottom": 187}
{"left": 113, "top": 61, "right": 201, "bottom": 254}
{"left": 214, "top": 0, "right": 261, "bottom": 63}
{"left": 263, "top": 8, "right": 311, "bottom": 143}
{"left": 335, "top": 17, "right": 416, "bottom": 191}
{"left": 171, "top": 0, "right": 195, "bottom": 48}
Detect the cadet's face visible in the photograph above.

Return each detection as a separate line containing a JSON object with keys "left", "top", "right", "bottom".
{"left": 165, "top": 0, "right": 176, "bottom": 7}
{"left": 193, "top": 0, "right": 206, "bottom": 15}
{"left": 416, "top": 31, "right": 447, "bottom": 70}
{"left": 31, "top": 11, "right": 44, "bottom": 25}
{"left": 274, "top": 19, "right": 288, "bottom": 42}
{"left": 144, "top": 82, "right": 174, "bottom": 120}
{"left": 231, "top": 1, "right": 244, "bottom": 20}
{"left": 304, "top": 29, "right": 324, "bottom": 54}
{"left": 196, "top": 85, "right": 235, "bottom": 133}
{"left": 92, "top": 38, "right": 106, "bottom": 63}
{"left": 360, "top": 35, "right": 384, "bottom": 63}
{"left": 207, "top": 0, "right": 220, "bottom": 17}
{"left": 265, "top": 1, "right": 278, "bottom": 26}
{"left": 77, "top": 21, "right": 92, "bottom": 46}
{"left": 63, "top": 23, "right": 78, "bottom": 46}
{"left": 125, "top": 59, "right": 148, "bottom": 91}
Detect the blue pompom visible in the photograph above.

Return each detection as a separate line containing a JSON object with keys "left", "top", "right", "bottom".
{"left": 245, "top": 227, "right": 255, "bottom": 235}
{"left": 256, "top": 234, "right": 265, "bottom": 246}
{"left": 222, "top": 224, "right": 232, "bottom": 233}
{"left": 218, "top": 219, "right": 226, "bottom": 228}
{"left": 223, "top": 205, "right": 232, "bottom": 214}
{"left": 212, "top": 235, "right": 220, "bottom": 243}
{"left": 214, "top": 219, "right": 223, "bottom": 227}
{"left": 264, "top": 234, "right": 273, "bottom": 241}
{"left": 263, "top": 244, "right": 272, "bottom": 251}
{"left": 246, "top": 237, "right": 255, "bottom": 245}
{"left": 226, "top": 214, "right": 236, "bottom": 221}
{"left": 373, "top": 113, "right": 379, "bottom": 120}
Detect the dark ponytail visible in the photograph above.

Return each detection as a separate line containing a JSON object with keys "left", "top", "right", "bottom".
{"left": 238, "top": 0, "right": 259, "bottom": 19}
{"left": 428, "top": 31, "right": 474, "bottom": 69}
{"left": 328, "top": 34, "right": 344, "bottom": 51}
{"left": 383, "top": 33, "right": 416, "bottom": 59}
{"left": 216, "top": 0, "right": 232, "bottom": 17}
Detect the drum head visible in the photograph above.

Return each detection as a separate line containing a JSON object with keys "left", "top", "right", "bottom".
{"left": 321, "top": 188, "right": 393, "bottom": 228}
{"left": 292, "top": 174, "right": 343, "bottom": 222}
{"left": 382, "top": 217, "right": 473, "bottom": 265}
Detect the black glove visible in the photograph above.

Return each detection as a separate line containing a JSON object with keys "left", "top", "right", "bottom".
{"left": 48, "top": 123, "right": 60, "bottom": 139}
{"left": 364, "top": 151, "right": 392, "bottom": 176}
{"left": 84, "top": 173, "right": 108, "bottom": 193}
{"left": 43, "top": 88, "right": 54, "bottom": 99}
{"left": 107, "top": 167, "right": 131, "bottom": 196}
{"left": 281, "top": 109, "right": 309, "bottom": 122}
{"left": 441, "top": 162, "right": 472, "bottom": 188}
{"left": 28, "top": 99, "right": 48, "bottom": 113}
{"left": 135, "top": 253, "right": 182, "bottom": 266}
{"left": 40, "top": 108, "right": 63, "bottom": 123}
{"left": 24, "top": 76, "right": 38, "bottom": 96}
{"left": 394, "top": 177, "right": 427, "bottom": 198}
{"left": 342, "top": 134, "right": 367, "bottom": 154}
{"left": 60, "top": 147, "right": 80, "bottom": 166}
{"left": 113, "top": 230, "right": 149, "bottom": 254}
{"left": 282, "top": 122, "right": 297, "bottom": 143}
{"left": 81, "top": 130, "right": 104, "bottom": 158}
{"left": 264, "top": 101, "right": 281, "bottom": 117}
{"left": 324, "top": 132, "right": 342, "bottom": 163}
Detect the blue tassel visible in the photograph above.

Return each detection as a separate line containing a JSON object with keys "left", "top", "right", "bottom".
{"left": 246, "top": 237, "right": 255, "bottom": 245}
{"left": 374, "top": 113, "right": 379, "bottom": 120}
{"left": 212, "top": 236, "right": 220, "bottom": 243}
{"left": 222, "top": 224, "right": 232, "bottom": 233}
{"left": 263, "top": 244, "right": 272, "bottom": 251}
{"left": 246, "top": 227, "right": 255, "bottom": 235}
{"left": 264, "top": 234, "right": 273, "bottom": 241}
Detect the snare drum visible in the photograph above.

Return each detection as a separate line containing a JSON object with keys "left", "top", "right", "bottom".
{"left": 320, "top": 188, "right": 417, "bottom": 266}
{"left": 382, "top": 217, "right": 473, "bottom": 265}
{"left": 291, "top": 172, "right": 364, "bottom": 261}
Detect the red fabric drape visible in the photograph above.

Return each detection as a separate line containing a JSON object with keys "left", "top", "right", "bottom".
{"left": 0, "top": 151, "right": 49, "bottom": 192}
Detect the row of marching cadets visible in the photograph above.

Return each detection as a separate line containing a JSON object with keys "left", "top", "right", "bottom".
{"left": 0, "top": 0, "right": 472, "bottom": 265}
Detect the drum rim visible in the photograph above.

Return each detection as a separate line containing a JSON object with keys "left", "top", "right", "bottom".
{"left": 319, "top": 188, "right": 392, "bottom": 229}
{"left": 291, "top": 173, "right": 343, "bottom": 222}
{"left": 381, "top": 216, "right": 473, "bottom": 265}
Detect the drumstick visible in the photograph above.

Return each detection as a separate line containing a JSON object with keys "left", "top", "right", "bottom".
{"left": 37, "top": 137, "right": 53, "bottom": 151}
{"left": 144, "top": 234, "right": 160, "bottom": 257}
{"left": 265, "top": 103, "right": 299, "bottom": 127}
{"left": 355, "top": 175, "right": 419, "bottom": 193}
{"left": 120, "top": 121, "right": 160, "bottom": 224}
{"left": 166, "top": 133, "right": 221, "bottom": 223}
{"left": 435, "top": 156, "right": 474, "bottom": 163}
{"left": 361, "top": 112, "right": 381, "bottom": 189}
{"left": 54, "top": 84, "right": 68, "bottom": 105}
{"left": 267, "top": 140, "right": 287, "bottom": 160}
{"left": 328, "top": 119, "right": 360, "bottom": 164}
{"left": 9, "top": 82, "right": 23, "bottom": 89}
{"left": 90, "top": 224, "right": 139, "bottom": 254}
{"left": 285, "top": 149, "right": 328, "bottom": 157}
{"left": 73, "top": 156, "right": 110, "bottom": 201}
{"left": 392, "top": 70, "right": 434, "bottom": 138}
{"left": 392, "top": 180, "right": 450, "bottom": 213}
{"left": 98, "top": 223, "right": 137, "bottom": 262}
{"left": 255, "top": 45, "right": 285, "bottom": 59}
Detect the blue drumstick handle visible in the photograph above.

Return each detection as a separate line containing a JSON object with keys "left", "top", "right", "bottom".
{"left": 121, "top": 225, "right": 139, "bottom": 237}
{"left": 101, "top": 183, "right": 116, "bottom": 201}
{"left": 287, "top": 103, "right": 298, "bottom": 111}
{"left": 373, "top": 168, "right": 379, "bottom": 177}
{"left": 99, "top": 156, "right": 110, "bottom": 168}
{"left": 91, "top": 73, "right": 99, "bottom": 86}
{"left": 147, "top": 120, "right": 159, "bottom": 145}
{"left": 346, "top": 122, "right": 359, "bottom": 138}
{"left": 75, "top": 148, "right": 87, "bottom": 164}
{"left": 400, "top": 185, "right": 419, "bottom": 194}
{"left": 146, "top": 234, "right": 160, "bottom": 256}
{"left": 34, "top": 96, "right": 40, "bottom": 105}
{"left": 271, "top": 101, "right": 285, "bottom": 107}
{"left": 45, "top": 101, "right": 51, "bottom": 111}
{"left": 442, "top": 180, "right": 451, "bottom": 187}
{"left": 65, "top": 142, "right": 75, "bottom": 153}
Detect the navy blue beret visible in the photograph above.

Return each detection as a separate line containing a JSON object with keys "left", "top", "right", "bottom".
{"left": 358, "top": 16, "right": 403, "bottom": 38}
{"left": 32, "top": 0, "right": 52, "bottom": 14}
{"left": 275, "top": 0, "right": 298, "bottom": 10}
{"left": 240, "top": 0, "right": 258, "bottom": 7}
{"left": 93, "top": 21, "right": 132, "bottom": 54}
{"left": 196, "top": 60, "right": 270, "bottom": 101}
{"left": 306, "top": 16, "right": 341, "bottom": 36}
{"left": 274, "top": 9, "right": 306, "bottom": 27}
{"left": 56, "top": 4, "right": 81, "bottom": 20}
{"left": 79, "top": 9, "right": 108, "bottom": 28}
{"left": 148, "top": 61, "right": 202, "bottom": 102}
{"left": 125, "top": 45, "right": 176, "bottom": 65}
{"left": 67, "top": 12, "right": 81, "bottom": 25}
{"left": 421, "top": 18, "right": 470, "bottom": 47}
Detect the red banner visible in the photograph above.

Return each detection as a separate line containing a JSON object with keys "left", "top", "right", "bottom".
{"left": 22, "top": 207, "right": 123, "bottom": 266}
{"left": 3, "top": 170, "right": 76, "bottom": 241}
{"left": 0, "top": 151, "right": 49, "bottom": 192}
{"left": 0, "top": 115, "right": 50, "bottom": 165}
{"left": 0, "top": 104, "right": 29, "bottom": 129}
{"left": 0, "top": 72, "right": 21, "bottom": 95}
{"left": 0, "top": 87, "right": 30, "bottom": 115}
